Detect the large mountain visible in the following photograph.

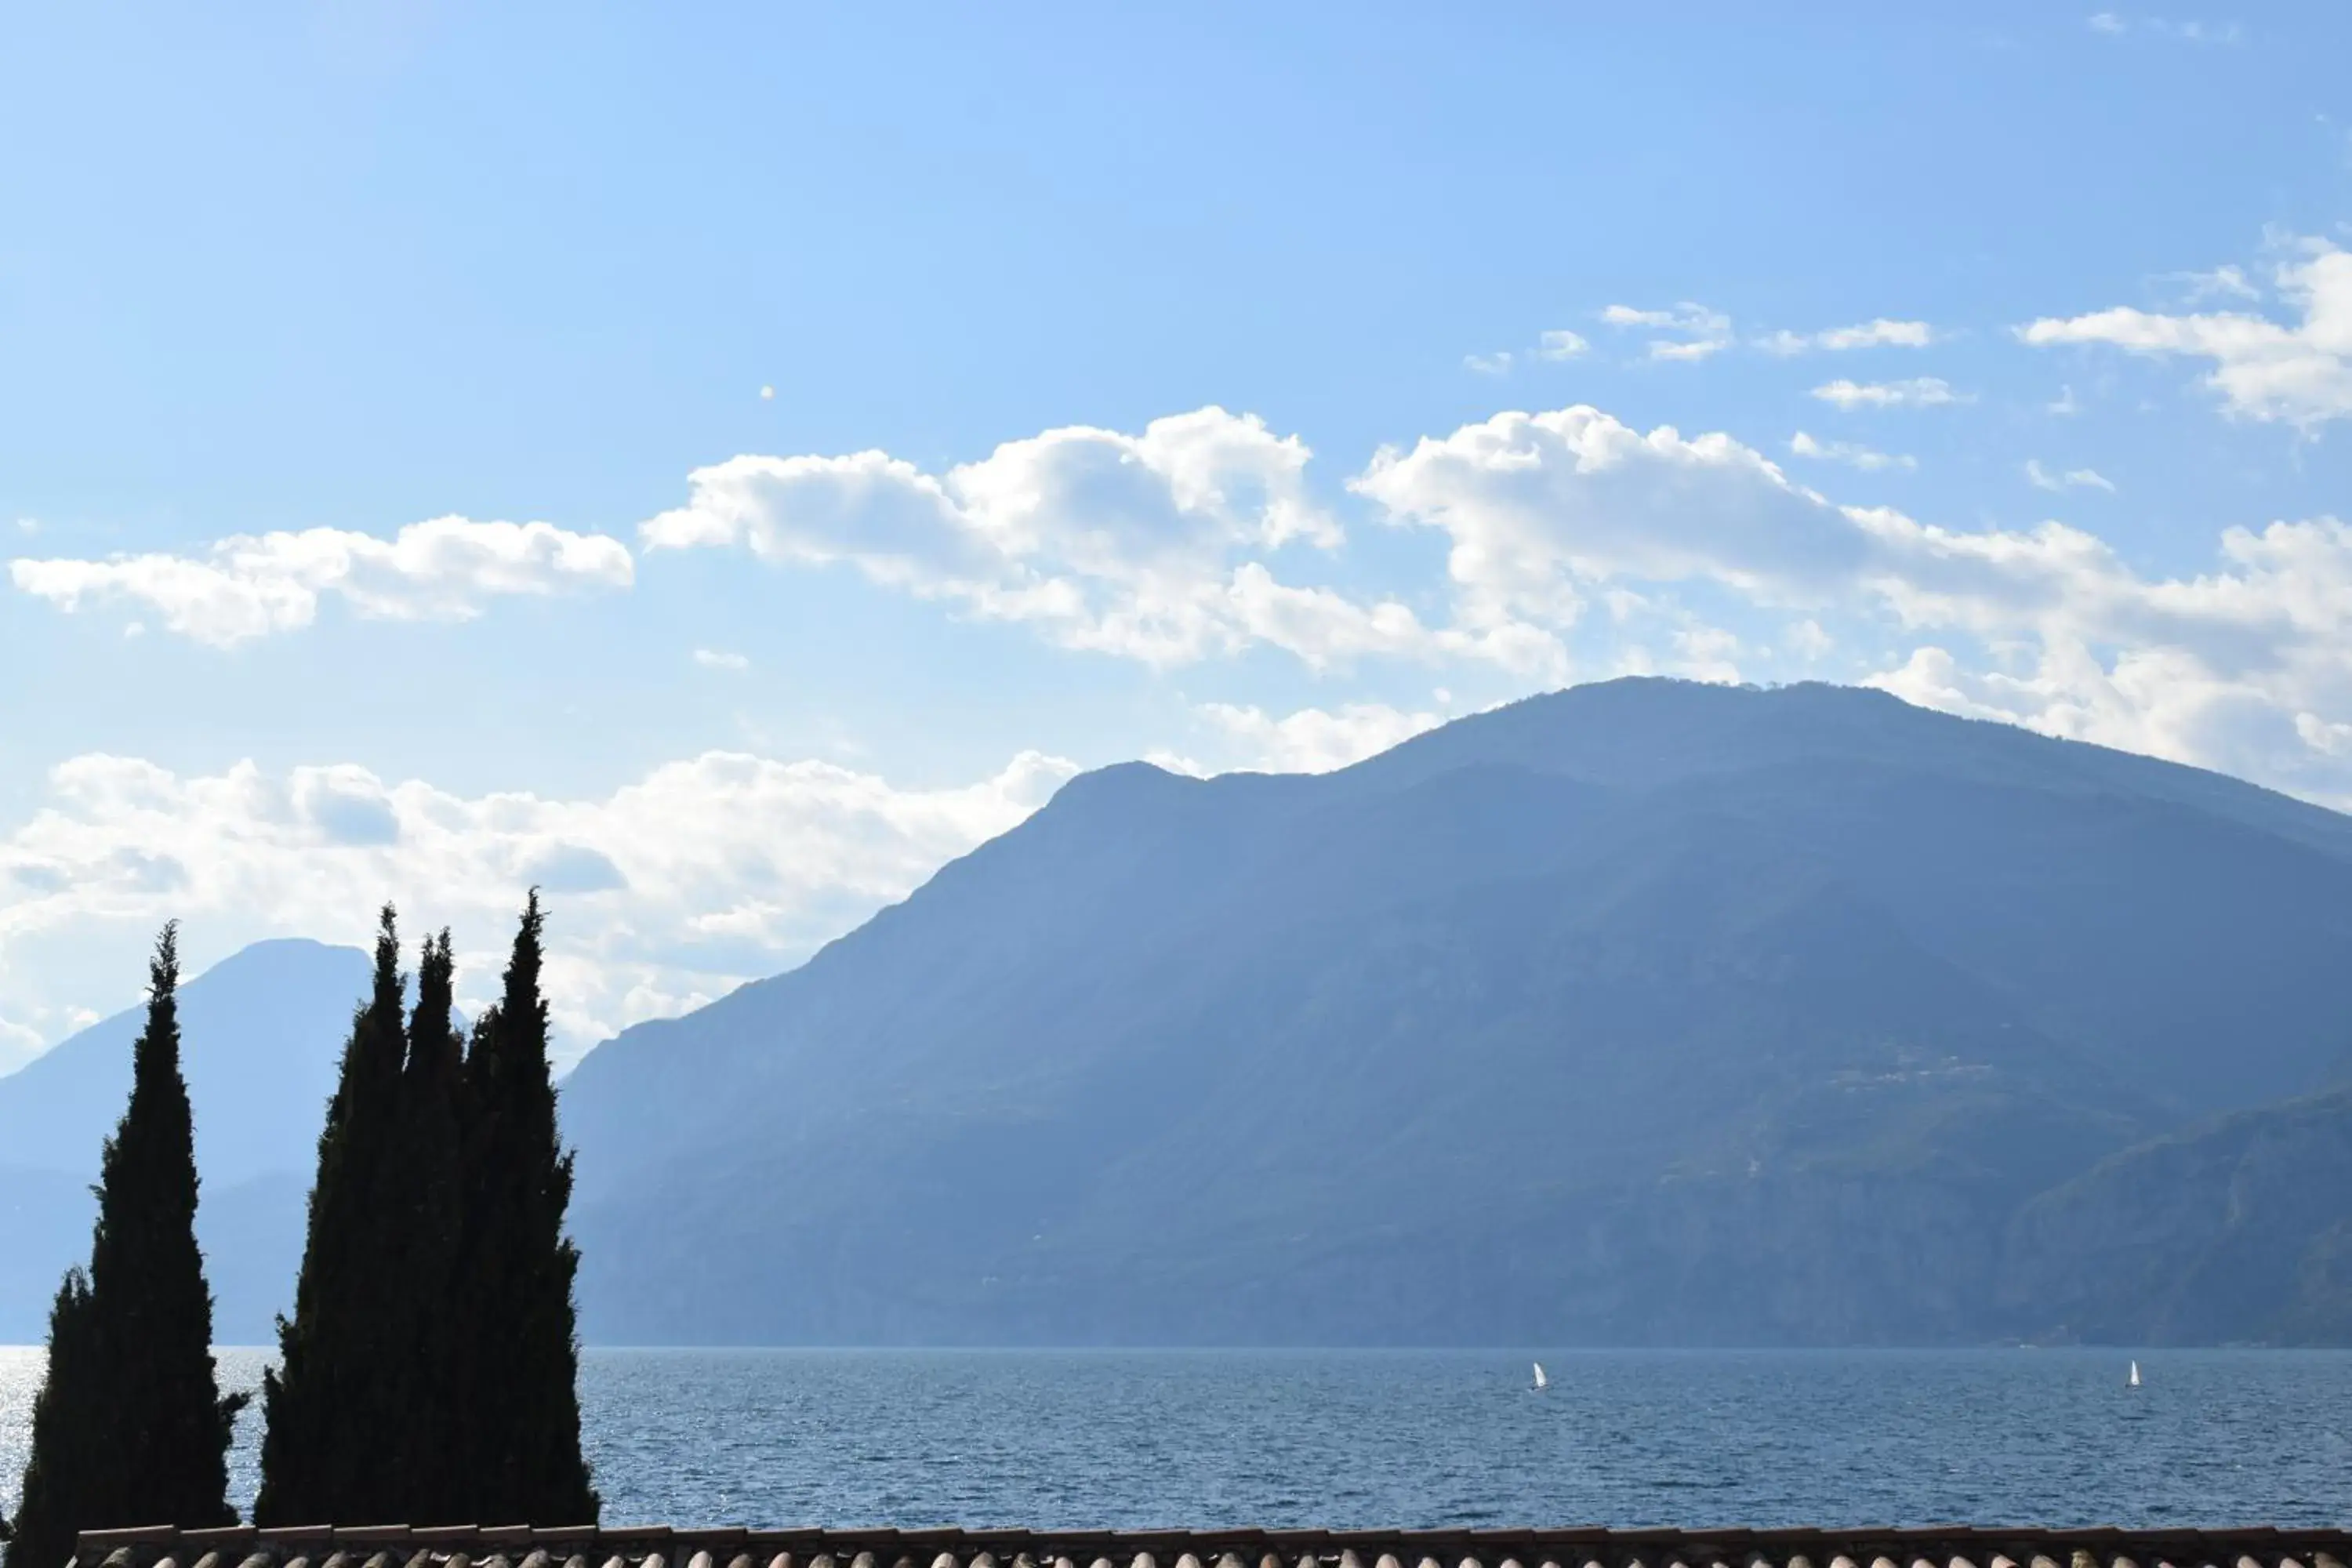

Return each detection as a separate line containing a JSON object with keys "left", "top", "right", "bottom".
{"left": 558, "top": 680, "right": 2352, "bottom": 1346}
{"left": 0, "top": 938, "right": 368, "bottom": 1340}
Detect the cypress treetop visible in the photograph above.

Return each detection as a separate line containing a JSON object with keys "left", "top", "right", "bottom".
{"left": 6, "top": 924, "right": 241, "bottom": 1568}
{"left": 254, "top": 906, "right": 410, "bottom": 1526}
{"left": 460, "top": 891, "right": 598, "bottom": 1525}
{"left": 393, "top": 928, "right": 473, "bottom": 1523}
{"left": 252, "top": 896, "right": 598, "bottom": 1527}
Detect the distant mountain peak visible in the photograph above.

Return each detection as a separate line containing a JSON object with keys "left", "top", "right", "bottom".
{"left": 558, "top": 676, "right": 2352, "bottom": 1348}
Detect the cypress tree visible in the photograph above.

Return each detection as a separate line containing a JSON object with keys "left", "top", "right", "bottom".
{"left": 459, "top": 892, "right": 597, "bottom": 1524}
{"left": 6, "top": 924, "right": 241, "bottom": 1568}
{"left": 394, "top": 930, "right": 472, "bottom": 1523}
{"left": 254, "top": 906, "right": 409, "bottom": 1525}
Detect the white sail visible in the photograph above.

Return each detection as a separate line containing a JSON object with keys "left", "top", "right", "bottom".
{"left": 1532, "top": 1361, "right": 1548, "bottom": 1389}
{"left": 2128, "top": 1359, "right": 2141, "bottom": 1388}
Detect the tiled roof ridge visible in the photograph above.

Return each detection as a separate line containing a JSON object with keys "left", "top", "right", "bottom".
{"left": 66, "top": 1524, "right": 2352, "bottom": 1568}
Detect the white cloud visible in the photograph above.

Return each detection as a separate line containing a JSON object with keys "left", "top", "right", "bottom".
{"left": 638, "top": 406, "right": 1551, "bottom": 675}
{"left": 1467, "top": 331, "right": 1588, "bottom": 375}
{"left": 693, "top": 648, "right": 750, "bottom": 670}
{"left": 11, "top": 517, "right": 634, "bottom": 646}
{"left": 1353, "top": 400, "right": 2352, "bottom": 804}
{"left": 1818, "top": 318, "right": 1937, "bottom": 350}
{"left": 2176, "top": 264, "right": 2262, "bottom": 303}
{"left": 1652, "top": 339, "right": 1732, "bottom": 363}
{"left": 2089, "top": 13, "right": 2243, "bottom": 41}
{"left": 759, "top": 385, "right": 775, "bottom": 401}
{"left": 13, "top": 517, "right": 35, "bottom": 535}
{"left": 1355, "top": 406, "right": 1867, "bottom": 629}
{"left": 1601, "top": 302, "right": 1733, "bottom": 361}
{"left": 0, "top": 746, "right": 1077, "bottom": 1065}
{"left": 1766, "top": 319, "right": 1938, "bottom": 354}
{"left": 1790, "top": 431, "right": 1918, "bottom": 472}
{"left": 1189, "top": 701, "right": 1447, "bottom": 775}
{"left": 2018, "top": 239, "right": 2352, "bottom": 427}
{"left": 1784, "top": 619, "right": 1835, "bottom": 660}
{"left": 1810, "top": 377, "right": 1967, "bottom": 410}
{"left": 2026, "top": 459, "right": 2118, "bottom": 493}
{"left": 2048, "top": 384, "right": 2083, "bottom": 416}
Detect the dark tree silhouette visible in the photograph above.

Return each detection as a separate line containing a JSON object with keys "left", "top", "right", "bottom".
{"left": 458, "top": 891, "right": 598, "bottom": 1524}
{"left": 254, "top": 906, "right": 409, "bottom": 1525}
{"left": 256, "top": 897, "right": 597, "bottom": 1526}
{"left": 6, "top": 924, "right": 241, "bottom": 1568}
{"left": 393, "top": 928, "right": 474, "bottom": 1522}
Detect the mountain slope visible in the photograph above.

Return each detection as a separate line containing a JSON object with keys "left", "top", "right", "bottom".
{"left": 561, "top": 680, "right": 2352, "bottom": 1345}
{"left": 2000, "top": 1087, "right": 2352, "bottom": 1345}
{"left": 0, "top": 938, "right": 368, "bottom": 1338}
{"left": 0, "top": 938, "right": 369, "bottom": 1186}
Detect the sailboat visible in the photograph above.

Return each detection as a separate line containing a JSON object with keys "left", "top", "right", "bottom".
{"left": 2127, "top": 1359, "right": 2141, "bottom": 1388}
{"left": 1532, "top": 1361, "right": 1548, "bottom": 1391}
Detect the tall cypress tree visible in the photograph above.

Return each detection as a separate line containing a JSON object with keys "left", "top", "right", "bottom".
{"left": 459, "top": 892, "right": 598, "bottom": 1524}
{"left": 6, "top": 924, "right": 241, "bottom": 1568}
{"left": 254, "top": 906, "right": 409, "bottom": 1526}
{"left": 394, "top": 929, "right": 472, "bottom": 1523}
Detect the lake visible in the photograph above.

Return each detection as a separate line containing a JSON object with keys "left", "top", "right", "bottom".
{"left": 2, "top": 1348, "right": 2347, "bottom": 1530}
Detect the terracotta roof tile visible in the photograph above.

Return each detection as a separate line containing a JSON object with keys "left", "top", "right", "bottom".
{"left": 69, "top": 1528, "right": 2352, "bottom": 1568}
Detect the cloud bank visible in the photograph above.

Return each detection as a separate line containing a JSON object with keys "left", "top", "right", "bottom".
{"left": 0, "top": 747, "right": 1077, "bottom": 1064}
{"left": 11, "top": 517, "right": 633, "bottom": 645}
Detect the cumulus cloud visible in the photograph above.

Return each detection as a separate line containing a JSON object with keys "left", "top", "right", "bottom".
{"left": 1352, "top": 401, "right": 2352, "bottom": 804}
{"left": 0, "top": 747, "right": 1077, "bottom": 1065}
{"left": 1790, "top": 432, "right": 1918, "bottom": 472}
{"left": 2026, "top": 459, "right": 2118, "bottom": 493}
{"left": 637, "top": 406, "right": 1553, "bottom": 675}
{"left": 2018, "top": 239, "right": 2352, "bottom": 427}
{"left": 1536, "top": 330, "right": 1590, "bottom": 361}
{"left": 1601, "top": 302, "right": 1734, "bottom": 361}
{"left": 693, "top": 648, "right": 750, "bottom": 670}
{"left": 11, "top": 517, "right": 634, "bottom": 645}
{"left": 1810, "top": 377, "right": 1967, "bottom": 410}
{"left": 1355, "top": 406, "right": 1870, "bottom": 628}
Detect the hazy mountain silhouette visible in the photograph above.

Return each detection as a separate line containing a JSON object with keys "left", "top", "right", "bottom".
{"left": 0, "top": 938, "right": 368, "bottom": 1339}
{"left": 560, "top": 679, "right": 2352, "bottom": 1345}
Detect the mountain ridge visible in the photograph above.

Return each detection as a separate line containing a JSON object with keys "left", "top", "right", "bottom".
{"left": 559, "top": 678, "right": 2352, "bottom": 1345}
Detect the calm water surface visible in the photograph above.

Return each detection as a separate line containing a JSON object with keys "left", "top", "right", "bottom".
{"left": 2, "top": 1348, "right": 2347, "bottom": 1529}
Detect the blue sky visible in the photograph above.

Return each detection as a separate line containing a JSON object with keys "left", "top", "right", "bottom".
{"left": 5, "top": 2, "right": 2352, "bottom": 1062}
